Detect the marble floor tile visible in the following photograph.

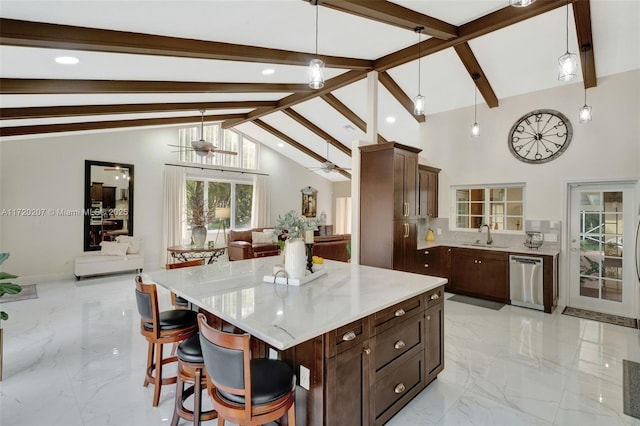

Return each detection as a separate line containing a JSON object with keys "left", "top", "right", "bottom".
{"left": 1, "top": 276, "right": 638, "bottom": 426}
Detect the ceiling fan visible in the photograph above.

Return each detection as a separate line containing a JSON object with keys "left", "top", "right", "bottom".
{"left": 169, "top": 110, "right": 238, "bottom": 157}
{"left": 308, "top": 142, "right": 351, "bottom": 173}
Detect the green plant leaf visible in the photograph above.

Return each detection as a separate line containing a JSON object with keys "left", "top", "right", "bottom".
{"left": 0, "top": 282, "right": 22, "bottom": 297}
{"left": 0, "top": 252, "right": 8, "bottom": 265}
{"left": 0, "top": 272, "right": 18, "bottom": 280}
{"left": 1, "top": 311, "right": 8, "bottom": 321}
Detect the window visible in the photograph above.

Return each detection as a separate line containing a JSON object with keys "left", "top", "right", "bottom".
{"left": 178, "top": 125, "right": 258, "bottom": 170}
{"left": 186, "top": 178, "right": 253, "bottom": 233}
{"left": 452, "top": 184, "right": 525, "bottom": 232}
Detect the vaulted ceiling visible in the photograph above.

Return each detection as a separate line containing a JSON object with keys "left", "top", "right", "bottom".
{"left": 1, "top": 0, "right": 639, "bottom": 182}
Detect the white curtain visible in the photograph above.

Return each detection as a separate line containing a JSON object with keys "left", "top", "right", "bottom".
{"left": 162, "top": 165, "right": 186, "bottom": 265}
{"left": 251, "top": 175, "right": 271, "bottom": 228}
{"left": 335, "top": 197, "right": 352, "bottom": 234}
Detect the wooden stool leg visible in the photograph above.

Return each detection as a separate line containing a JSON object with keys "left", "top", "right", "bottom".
{"left": 144, "top": 341, "right": 154, "bottom": 387}
{"left": 287, "top": 403, "right": 296, "bottom": 426}
{"left": 170, "top": 368, "right": 184, "bottom": 426}
{"left": 193, "top": 367, "right": 202, "bottom": 425}
{"left": 152, "top": 343, "right": 163, "bottom": 407}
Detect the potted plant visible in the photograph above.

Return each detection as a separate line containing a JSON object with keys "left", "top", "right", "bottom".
{"left": 0, "top": 253, "right": 22, "bottom": 381}
{"left": 273, "top": 210, "right": 317, "bottom": 279}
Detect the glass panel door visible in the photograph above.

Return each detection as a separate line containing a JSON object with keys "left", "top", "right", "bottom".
{"left": 569, "top": 183, "right": 637, "bottom": 317}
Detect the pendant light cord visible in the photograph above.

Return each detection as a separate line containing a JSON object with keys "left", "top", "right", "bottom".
{"left": 417, "top": 28, "right": 422, "bottom": 94}
{"left": 565, "top": 0, "right": 569, "bottom": 53}
{"left": 315, "top": 5, "right": 319, "bottom": 58}
{"left": 474, "top": 87, "right": 477, "bottom": 121}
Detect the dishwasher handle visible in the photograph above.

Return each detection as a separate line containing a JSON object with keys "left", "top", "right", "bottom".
{"left": 510, "top": 256, "right": 542, "bottom": 265}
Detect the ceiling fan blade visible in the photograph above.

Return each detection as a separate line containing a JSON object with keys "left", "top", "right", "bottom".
{"left": 211, "top": 149, "right": 238, "bottom": 155}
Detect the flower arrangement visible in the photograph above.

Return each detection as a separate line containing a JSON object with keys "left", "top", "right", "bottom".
{"left": 273, "top": 210, "right": 318, "bottom": 241}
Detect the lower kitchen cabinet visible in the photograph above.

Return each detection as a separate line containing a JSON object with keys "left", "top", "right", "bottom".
{"left": 425, "top": 302, "right": 444, "bottom": 383}
{"left": 450, "top": 248, "right": 509, "bottom": 302}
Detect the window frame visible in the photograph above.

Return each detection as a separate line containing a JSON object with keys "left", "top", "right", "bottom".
{"left": 450, "top": 183, "right": 526, "bottom": 234}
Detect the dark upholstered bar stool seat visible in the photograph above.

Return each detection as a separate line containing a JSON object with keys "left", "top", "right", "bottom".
{"left": 171, "top": 333, "right": 217, "bottom": 426}
{"left": 135, "top": 276, "right": 198, "bottom": 407}
{"left": 197, "top": 313, "right": 296, "bottom": 426}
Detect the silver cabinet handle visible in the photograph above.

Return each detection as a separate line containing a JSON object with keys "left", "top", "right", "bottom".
{"left": 424, "top": 264, "right": 429, "bottom": 268}
{"left": 429, "top": 293, "right": 440, "bottom": 300}
{"left": 363, "top": 347, "right": 371, "bottom": 355}
{"left": 478, "top": 260, "right": 482, "bottom": 264}
{"left": 342, "top": 331, "right": 356, "bottom": 341}
{"left": 394, "top": 383, "right": 406, "bottom": 394}
{"left": 427, "top": 315, "right": 431, "bottom": 320}
{"left": 424, "top": 250, "right": 429, "bottom": 255}
{"left": 394, "top": 340, "right": 406, "bottom": 350}
{"left": 394, "top": 308, "right": 405, "bottom": 317}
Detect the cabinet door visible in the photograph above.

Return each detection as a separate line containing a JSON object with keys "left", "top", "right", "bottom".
{"left": 393, "top": 222, "right": 416, "bottom": 272}
{"left": 418, "top": 168, "right": 439, "bottom": 218}
{"left": 325, "top": 341, "right": 371, "bottom": 425}
{"left": 476, "top": 251, "right": 509, "bottom": 301}
{"left": 425, "top": 303, "right": 444, "bottom": 383}
{"left": 441, "top": 247, "right": 453, "bottom": 291}
{"left": 393, "top": 150, "right": 418, "bottom": 220}
{"left": 451, "top": 249, "right": 479, "bottom": 293}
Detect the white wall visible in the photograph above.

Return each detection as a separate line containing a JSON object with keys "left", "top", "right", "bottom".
{"left": 421, "top": 69, "right": 640, "bottom": 222}
{"left": 0, "top": 126, "right": 333, "bottom": 279}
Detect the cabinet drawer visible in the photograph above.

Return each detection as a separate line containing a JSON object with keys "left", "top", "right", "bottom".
{"left": 374, "top": 349, "right": 424, "bottom": 421}
{"left": 415, "top": 248, "right": 440, "bottom": 275}
{"left": 374, "top": 294, "right": 424, "bottom": 334}
{"left": 325, "top": 317, "right": 370, "bottom": 357}
{"left": 425, "top": 285, "right": 444, "bottom": 309}
{"left": 374, "top": 313, "right": 423, "bottom": 372}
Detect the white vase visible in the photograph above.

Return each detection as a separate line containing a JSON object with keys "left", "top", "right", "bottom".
{"left": 284, "top": 239, "right": 307, "bottom": 279}
{"left": 192, "top": 225, "right": 207, "bottom": 248}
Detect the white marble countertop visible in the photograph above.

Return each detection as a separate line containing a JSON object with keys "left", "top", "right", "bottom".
{"left": 146, "top": 257, "right": 447, "bottom": 350}
{"left": 416, "top": 240, "right": 560, "bottom": 256}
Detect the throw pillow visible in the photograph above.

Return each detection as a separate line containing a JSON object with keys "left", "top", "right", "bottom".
{"left": 115, "top": 235, "right": 142, "bottom": 254}
{"left": 252, "top": 232, "right": 273, "bottom": 244}
{"left": 100, "top": 241, "right": 130, "bottom": 256}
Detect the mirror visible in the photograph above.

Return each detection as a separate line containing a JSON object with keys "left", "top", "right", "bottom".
{"left": 301, "top": 186, "right": 317, "bottom": 218}
{"left": 84, "top": 160, "right": 134, "bottom": 251}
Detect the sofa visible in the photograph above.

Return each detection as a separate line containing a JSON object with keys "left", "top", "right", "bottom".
{"left": 312, "top": 234, "right": 351, "bottom": 262}
{"left": 227, "top": 228, "right": 280, "bottom": 261}
{"left": 74, "top": 236, "right": 144, "bottom": 280}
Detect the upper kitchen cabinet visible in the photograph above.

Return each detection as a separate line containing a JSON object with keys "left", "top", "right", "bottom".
{"left": 418, "top": 165, "right": 440, "bottom": 218}
{"left": 360, "top": 142, "right": 421, "bottom": 271}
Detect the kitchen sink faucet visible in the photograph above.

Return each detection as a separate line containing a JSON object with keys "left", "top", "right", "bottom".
{"left": 478, "top": 224, "right": 493, "bottom": 245}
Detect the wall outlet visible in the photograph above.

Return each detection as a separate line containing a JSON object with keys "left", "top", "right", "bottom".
{"left": 437, "top": 228, "right": 442, "bottom": 235}
{"left": 544, "top": 233, "right": 558, "bottom": 242}
{"left": 299, "top": 365, "right": 310, "bottom": 390}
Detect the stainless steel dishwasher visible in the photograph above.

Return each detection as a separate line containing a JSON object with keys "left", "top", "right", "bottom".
{"left": 509, "top": 255, "right": 544, "bottom": 311}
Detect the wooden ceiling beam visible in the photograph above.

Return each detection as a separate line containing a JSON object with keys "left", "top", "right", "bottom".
{"left": 453, "top": 42, "right": 499, "bottom": 108}
{"left": 320, "top": 93, "right": 388, "bottom": 144}
{"left": 0, "top": 114, "right": 244, "bottom": 137}
{"left": 253, "top": 119, "right": 351, "bottom": 179}
{"left": 318, "top": 0, "right": 457, "bottom": 39}
{"left": 375, "top": 0, "right": 576, "bottom": 72}
{"left": 0, "top": 78, "right": 309, "bottom": 94}
{"left": 378, "top": 71, "right": 425, "bottom": 123}
{"left": 0, "top": 18, "right": 372, "bottom": 70}
{"left": 573, "top": 0, "right": 596, "bottom": 88}
{"left": 282, "top": 108, "right": 351, "bottom": 156}
{"left": 0, "top": 101, "right": 279, "bottom": 119}
{"left": 221, "top": 70, "right": 367, "bottom": 129}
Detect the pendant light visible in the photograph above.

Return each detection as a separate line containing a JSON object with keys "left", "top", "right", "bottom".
{"left": 471, "top": 73, "right": 480, "bottom": 138}
{"left": 579, "top": 45, "right": 593, "bottom": 123}
{"left": 558, "top": 0, "right": 577, "bottom": 81}
{"left": 509, "top": 0, "right": 536, "bottom": 7}
{"left": 308, "top": 1, "right": 324, "bottom": 89}
{"left": 413, "top": 27, "right": 425, "bottom": 115}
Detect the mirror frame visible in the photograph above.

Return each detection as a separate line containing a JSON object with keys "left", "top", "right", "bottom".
{"left": 84, "top": 160, "right": 135, "bottom": 251}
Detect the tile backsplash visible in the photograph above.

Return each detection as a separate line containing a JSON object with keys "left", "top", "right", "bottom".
{"left": 418, "top": 217, "right": 562, "bottom": 249}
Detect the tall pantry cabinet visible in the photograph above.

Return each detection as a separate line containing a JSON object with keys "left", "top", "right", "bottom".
{"left": 360, "top": 142, "right": 421, "bottom": 272}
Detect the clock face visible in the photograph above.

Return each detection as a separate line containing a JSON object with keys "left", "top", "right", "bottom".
{"left": 508, "top": 109, "right": 573, "bottom": 164}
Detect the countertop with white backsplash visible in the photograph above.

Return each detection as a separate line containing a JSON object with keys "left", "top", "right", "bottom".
{"left": 416, "top": 240, "right": 560, "bottom": 256}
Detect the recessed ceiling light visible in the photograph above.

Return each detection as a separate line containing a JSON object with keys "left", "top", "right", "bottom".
{"left": 262, "top": 68, "right": 275, "bottom": 75}
{"left": 55, "top": 56, "right": 79, "bottom": 65}
{"left": 277, "top": 142, "right": 284, "bottom": 148}
{"left": 386, "top": 116, "right": 396, "bottom": 124}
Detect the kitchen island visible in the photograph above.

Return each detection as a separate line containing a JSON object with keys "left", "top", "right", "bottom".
{"left": 147, "top": 257, "right": 447, "bottom": 425}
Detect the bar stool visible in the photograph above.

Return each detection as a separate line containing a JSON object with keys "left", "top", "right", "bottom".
{"left": 171, "top": 333, "right": 217, "bottom": 426}
{"left": 166, "top": 259, "right": 205, "bottom": 309}
{"left": 135, "top": 276, "right": 198, "bottom": 407}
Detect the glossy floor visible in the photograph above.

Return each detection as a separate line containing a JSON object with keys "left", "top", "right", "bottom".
{"left": 1, "top": 273, "right": 638, "bottom": 426}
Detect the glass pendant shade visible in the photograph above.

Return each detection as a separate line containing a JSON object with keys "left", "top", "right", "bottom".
{"left": 308, "top": 58, "right": 325, "bottom": 89}
{"left": 579, "top": 104, "right": 592, "bottom": 123}
{"left": 413, "top": 94, "right": 425, "bottom": 115}
{"left": 471, "top": 122, "right": 480, "bottom": 137}
{"left": 558, "top": 52, "right": 578, "bottom": 81}
{"left": 509, "top": 0, "right": 536, "bottom": 7}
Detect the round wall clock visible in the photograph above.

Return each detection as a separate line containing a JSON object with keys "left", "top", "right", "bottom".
{"left": 508, "top": 109, "right": 572, "bottom": 164}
